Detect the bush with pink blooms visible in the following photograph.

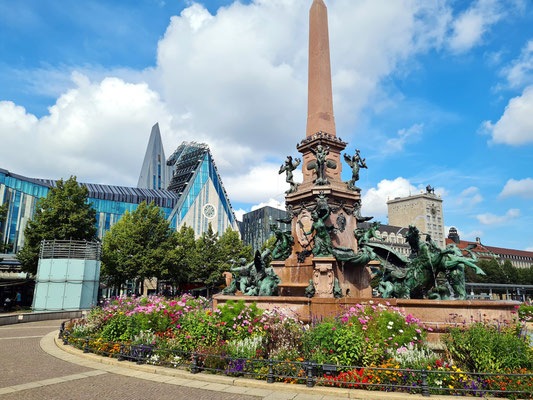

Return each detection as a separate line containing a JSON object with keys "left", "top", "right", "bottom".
{"left": 302, "top": 302, "right": 430, "bottom": 366}
{"left": 67, "top": 296, "right": 434, "bottom": 368}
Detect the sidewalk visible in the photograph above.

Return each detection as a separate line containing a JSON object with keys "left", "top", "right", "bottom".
{"left": 44, "top": 330, "right": 481, "bottom": 400}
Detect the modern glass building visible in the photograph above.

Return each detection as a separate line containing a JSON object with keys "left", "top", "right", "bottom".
{"left": 0, "top": 123, "right": 239, "bottom": 255}
{"left": 240, "top": 206, "right": 290, "bottom": 251}
{"left": 0, "top": 167, "right": 180, "bottom": 253}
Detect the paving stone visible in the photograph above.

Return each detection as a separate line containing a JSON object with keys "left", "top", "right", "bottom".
{"left": 202, "top": 382, "right": 232, "bottom": 391}
{"left": 10, "top": 381, "right": 44, "bottom": 390}
{"left": 182, "top": 379, "right": 209, "bottom": 388}
{"left": 246, "top": 388, "right": 275, "bottom": 397}
{"left": 222, "top": 385, "right": 252, "bottom": 394}
{"left": 263, "top": 391, "right": 299, "bottom": 400}
{"left": 165, "top": 377, "right": 194, "bottom": 386}
{"left": 293, "top": 394, "right": 325, "bottom": 400}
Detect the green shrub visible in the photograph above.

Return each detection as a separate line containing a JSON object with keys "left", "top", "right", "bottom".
{"left": 100, "top": 314, "right": 131, "bottom": 341}
{"left": 443, "top": 323, "right": 533, "bottom": 372}
{"left": 303, "top": 321, "right": 366, "bottom": 366}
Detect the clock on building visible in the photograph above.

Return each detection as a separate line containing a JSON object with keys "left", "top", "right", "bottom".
{"left": 203, "top": 203, "right": 216, "bottom": 219}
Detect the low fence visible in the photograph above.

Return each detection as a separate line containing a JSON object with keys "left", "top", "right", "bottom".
{"left": 59, "top": 326, "right": 532, "bottom": 398}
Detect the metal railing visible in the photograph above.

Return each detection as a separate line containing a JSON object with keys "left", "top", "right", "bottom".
{"left": 40, "top": 240, "right": 102, "bottom": 261}
{"left": 59, "top": 326, "right": 532, "bottom": 398}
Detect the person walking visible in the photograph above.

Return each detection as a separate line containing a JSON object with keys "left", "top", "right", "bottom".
{"left": 15, "top": 291, "right": 22, "bottom": 308}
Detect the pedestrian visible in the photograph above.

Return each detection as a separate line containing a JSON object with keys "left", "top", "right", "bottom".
{"left": 15, "top": 291, "right": 22, "bottom": 308}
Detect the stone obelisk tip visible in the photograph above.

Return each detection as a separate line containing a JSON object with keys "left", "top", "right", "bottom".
{"left": 306, "top": 0, "right": 335, "bottom": 137}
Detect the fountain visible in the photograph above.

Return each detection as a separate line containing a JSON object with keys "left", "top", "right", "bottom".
{"left": 213, "top": 0, "right": 518, "bottom": 337}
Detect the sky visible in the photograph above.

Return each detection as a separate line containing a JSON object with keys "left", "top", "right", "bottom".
{"left": 0, "top": 0, "right": 532, "bottom": 251}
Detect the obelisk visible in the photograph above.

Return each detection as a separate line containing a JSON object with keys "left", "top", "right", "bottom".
{"left": 306, "top": 0, "right": 336, "bottom": 137}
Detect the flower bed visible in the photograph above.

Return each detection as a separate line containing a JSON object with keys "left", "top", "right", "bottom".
{"left": 63, "top": 295, "right": 533, "bottom": 398}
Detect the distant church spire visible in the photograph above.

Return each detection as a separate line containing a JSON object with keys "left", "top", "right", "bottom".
{"left": 306, "top": 0, "right": 336, "bottom": 137}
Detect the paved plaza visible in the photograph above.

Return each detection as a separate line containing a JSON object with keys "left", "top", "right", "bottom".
{"left": 0, "top": 319, "right": 364, "bottom": 400}
{"left": 0, "top": 320, "right": 262, "bottom": 400}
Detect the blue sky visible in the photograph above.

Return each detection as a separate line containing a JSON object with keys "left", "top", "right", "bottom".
{"left": 0, "top": 0, "right": 532, "bottom": 251}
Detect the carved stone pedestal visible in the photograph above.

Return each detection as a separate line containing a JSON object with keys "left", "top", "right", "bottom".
{"left": 312, "top": 257, "right": 337, "bottom": 297}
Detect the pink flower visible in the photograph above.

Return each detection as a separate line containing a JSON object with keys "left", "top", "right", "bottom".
{"left": 332, "top": 327, "right": 336, "bottom": 330}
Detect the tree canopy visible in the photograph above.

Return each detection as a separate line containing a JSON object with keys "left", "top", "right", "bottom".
{"left": 467, "top": 258, "right": 533, "bottom": 285}
{"left": 17, "top": 177, "right": 97, "bottom": 274}
{"left": 102, "top": 212, "right": 252, "bottom": 294}
{"left": 101, "top": 201, "right": 178, "bottom": 287}
{"left": 192, "top": 224, "right": 253, "bottom": 292}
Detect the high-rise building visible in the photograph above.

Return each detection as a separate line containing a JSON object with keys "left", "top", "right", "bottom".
{"left": 240, "top": 206, "right": 290, "bottom": 252}
{"left": 387, "top": 187, "right": 445, "bottom": 248}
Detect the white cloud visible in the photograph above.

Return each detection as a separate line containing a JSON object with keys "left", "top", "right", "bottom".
{"left": 384, "top": 123, "right": 423, "bottom": 153}
{"left": 500, "top": 178, "right": 533, "bottom": 198}
{"left": 482, "top": 85, "right": 533, "bottom": 145}
{"left": 0, "top": 73, "right": 174, "bottom": 186}
{"left": 501, "top": 39, "right": 533, "bottom": 88}
{"left": 251, "top": 198, "right": 285, "bottom": 212}
{"left": 448, "top": 0, "right": 504, "bottom": 54}
{"left": 456, "top": 186, "right": 483, "bottom": 207}
{"left": 233, "top": 198, "right": 285, "bottom": 222}
{"left": 526, "top": 245, "right": 533, "bottom": 252}
{"left": 361, "top": 177, "right": 417, "bottom": 218}
{"left": 150, "top": 0, "right": 455, "bottom": 176}
{"left": 233, "top": 209, "right": 246, "bottom": 222}
{"left": 476, "top": 208, "right": 521, "bottom": 225}
{"left": 0, "top": 0, "right": 513, "bottom": 198}
{"left": 224, "top": 163, "right": 302, "bottom": 204}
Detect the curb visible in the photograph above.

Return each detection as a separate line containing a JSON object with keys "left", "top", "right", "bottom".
{"left": 41, "top": 331, "right": 490, "bottom": 400}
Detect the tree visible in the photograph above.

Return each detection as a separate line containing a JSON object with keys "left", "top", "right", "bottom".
{"left": 192, "top": 225, "right": 253, "bottom": 295}
{"left": 17, "top": 177, "right": 97, "bottom": 274}
{"left": 0, "top": 202, "right": 7, "bottom": 253}
{"left": 218, "top": 227, "right": 253, "bottom": 270}
{"left": 193, "top": 223, "right": 222, "bottom": 293}
{"left": 101, "top": 201, "right": 177, "bottom": 289}
{"left": 163, "top": 224, "right": 196, "bottom": 288}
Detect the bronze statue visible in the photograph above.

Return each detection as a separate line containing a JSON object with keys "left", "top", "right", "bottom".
{"left": 373, "top": 226, "right": 486, "bottom": 300}
{"left": 223, "top": 249, "right": 281, "bottom": 296}
{"left": 344, "top": 150, "right": 367, "bottom": 191}
{"left": 308, "top": 144, "right": 336, "bottom": 185}
{"left": 279, "top": 156, "right": 301, "bottom": 194}
{"left": 270, "top": 223, "right": 294, "bottom": 260}
{"left": 306, "top": 207, "right": 335, "bottom": 257}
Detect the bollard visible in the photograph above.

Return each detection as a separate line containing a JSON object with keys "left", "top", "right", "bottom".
{"left": 191, "top": 353, "right": 199, "bottom": 374}
{"left": 306, "top": 362, "right": 315, "bottom": 388}
{"left": 421, "top": 369, "right": 430, "bottom": 397}
{"left": 118, "top": 343, "right": 125, "bottom": 361}
{"left": 267, "top": 359, "right": 274, "bottom": 384}
{"left": 83, "top": 337, "right": 90, "bottom": 353}
{"left": 136, "top": 346, "right": 145, "bottom": 365}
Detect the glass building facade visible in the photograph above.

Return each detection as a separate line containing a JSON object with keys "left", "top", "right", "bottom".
{"left": 0, "top": 168, "right": 180, "bottom": 253}
{"left": 1, "top": 140, "right": 238, "bottom": 253}
{"left": 240, "top": 206, "right": 290, "bottom": 252}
